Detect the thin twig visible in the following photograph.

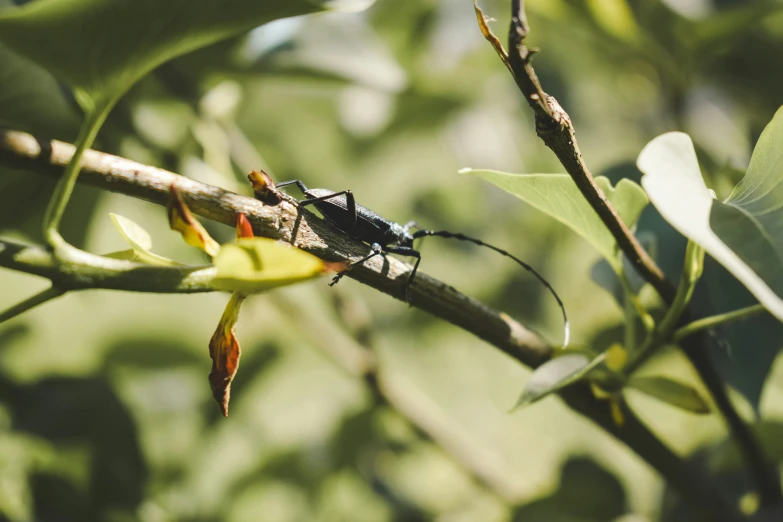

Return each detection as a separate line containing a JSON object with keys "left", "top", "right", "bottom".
{"left": 674, "top": 304, "right": 767, "bottom": 343}
{"left": 0, "top": 129, "right": 739, "bottom": 518}
{"left": 482, "top": 0, "right": 673, "bottom": 303}
{"left": 0, "top": 286, "right": 65, "bottom": 324}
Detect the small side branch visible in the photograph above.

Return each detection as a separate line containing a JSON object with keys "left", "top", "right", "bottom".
{"left": 674, "top": 304, "right": 767, "bottom": 342}
{"left": 0, "top": 285, "right": 65, "bottom": 324}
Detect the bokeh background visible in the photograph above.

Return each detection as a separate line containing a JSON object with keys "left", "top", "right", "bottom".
{"left": 2, "top": 0, "right": 783, "bottom": 520}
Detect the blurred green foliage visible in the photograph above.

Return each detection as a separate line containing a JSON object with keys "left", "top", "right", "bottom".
{"left": 2, "top": 0, "right": 783, "bottom": 520}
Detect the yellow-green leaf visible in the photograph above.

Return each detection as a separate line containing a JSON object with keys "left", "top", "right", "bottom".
{"left": 211, "top": 238, "right": 327, "bottom": 294}
{"left": 463, "top": 170, "right": 648, "bottom": 270}
{"left": 109, "top": 213, "right": 181, "bottom": 266}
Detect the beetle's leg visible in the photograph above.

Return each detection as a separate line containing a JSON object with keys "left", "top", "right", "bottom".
{"left": 329, "top": 242, "right": 383, "bottom": 287}
{"left": 274, "top": 180, "right": 310, "bottom": 194}
{"left": 384, "top": 245, "right": 421, "bottom": 305}
{"left": 299, "top": 190, "right": 358, "bottom": 231}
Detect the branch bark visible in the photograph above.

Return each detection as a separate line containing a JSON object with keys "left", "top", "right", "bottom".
{"left": 0, "top": 128, "right": 738, "bottom": 519}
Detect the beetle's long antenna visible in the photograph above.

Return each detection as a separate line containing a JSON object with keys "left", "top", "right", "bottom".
{"left": 412, "top": 230, "right": 570, "bottom": 348}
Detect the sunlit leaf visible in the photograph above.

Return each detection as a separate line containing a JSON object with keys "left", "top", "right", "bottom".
{"left": 0, "top": 0, "right": 376, "bottom": 106}
{"left": 627, "top": 376, "right": 711, "bottom": 414}
{"left": 109, "top": 213, "right": 181, "bottom": 266}
{"left": 716, "top": 106, "right": 783, "bottom": 297}
{"left": 209, "top": 292, "right": 245, "bottom": 417}
{"left": 110, "top": 213, "right": 152, "bottom": 250}
{"left": 211, "top": 238, "right": 327, "bottom": 294}
{"left": 637, "top": 130, "right": 783, "bottom": 322}
{"left": 463, "top": 170, "right": 648, "bottom": 270}
{"left": 168, "top": 185, "right": 221, "bottom": 257}
{"left": 514, "top": 352, "right": 607, "bottom": 409}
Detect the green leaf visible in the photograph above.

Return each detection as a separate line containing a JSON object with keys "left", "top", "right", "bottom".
{"left": 637, "top": 129, "right": 783, "bottom": 322}
{"left": 627, "top": 376, "right": 711, "bottom": 414}
{"left": 514, "top": 352, "right": 607, "bottom": 409}
{"left": 109, "top": 213, "right": 181, "bottom": 267}
{"left": 0, "top": 0, "right": 376, "bottom": 105}
{"left": 716, "top": 106, "right": 783, "bottom": 294}
{"left": 211, "top": 238, "right": 327, "bottom": 294}
{"left": 463, "top": 170, "right": 649, "bottom": 269}
{"left": 0, "top": 40, "right": 78, "bottom": 137}
{"left": 695, "top": 2, "right": 783, "bottom": 52}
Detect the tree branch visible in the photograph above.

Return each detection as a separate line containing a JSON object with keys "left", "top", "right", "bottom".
{"left": 0, "top": 129, "right": 550, "bottom": 366}
{"left": 476, "top": 0, "right": 781, "bottom": 510}
{"left": 0, "top": 129, "right": 740, "bottom": 519}
{"left": 504, "top": 0, "right": 673, "bottom": 303}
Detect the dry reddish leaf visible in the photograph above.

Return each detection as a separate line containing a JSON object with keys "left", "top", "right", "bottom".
{"left": 168, "top": 184, "right": 221, "bottom": 257}
{"left": 208, "top": 293, "right": 245, "bottom": 416}
{"left": 247, "top": 169, "right": 283, "bottom": 206}
{"left": 474, "top": 1, "right": 511, "bottom": 69}
{"left": 236, "top": 213, "right": 254, "bottom": 240}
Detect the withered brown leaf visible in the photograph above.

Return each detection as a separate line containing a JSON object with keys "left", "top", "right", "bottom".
{"left": 208, "top": 293, "right": 245, "bottom": 416}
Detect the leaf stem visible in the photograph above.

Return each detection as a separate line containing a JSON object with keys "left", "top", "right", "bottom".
{"left": 0, "top": 286, "right": 66, "bottom": 324}
{"left": 658, "top": 240, "right": 705, "bottom": 336}
{"left": 43, "top": 99, "right": 114, "bottom": 247}
{"left": 0, "top": 238, "right": 217, "bottom": 294}
{"left": 625, "top": 241, "right": 704, "bottom": 374}
{"left": 618, "top": 263, "right": 655, "bottom": 334}
{"left": 673, "top": 304, "right": 767, "bottom": 343}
